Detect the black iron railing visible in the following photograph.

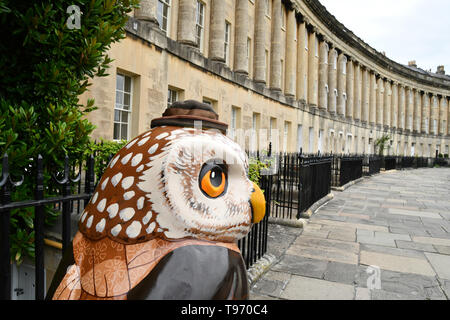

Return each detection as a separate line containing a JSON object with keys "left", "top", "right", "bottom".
{"left": 237, "top": 172, "right": 272, "bottom": 269}
{"left": 265, "top": 152, "right": 332, "bottom": 220}
{"left": 0, "top": 154, "right": 97, "bottom": 300}
{"left": 363, "top": 155, "right": 382, "bottom": 176}
{"left": 332, "top": 155, "right": 363, "bottom": 187}
{"left": 384, "top": 156, "right": 397, "bottom": 170}
{"left": 0, "top": 150, "right": 275, "bottom": 298}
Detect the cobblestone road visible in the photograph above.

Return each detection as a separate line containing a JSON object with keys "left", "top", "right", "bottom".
{"left": 250, "top": 168, "right": 450, "bottom": 300}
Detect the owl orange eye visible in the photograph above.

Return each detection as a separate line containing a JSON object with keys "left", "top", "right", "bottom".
{"left": 199, "top": 162, "right": 228, "bottom": 198}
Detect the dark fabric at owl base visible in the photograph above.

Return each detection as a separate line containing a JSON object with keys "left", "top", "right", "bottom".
{"left": 46, "top": 243, "right": 248, "bottom": 300}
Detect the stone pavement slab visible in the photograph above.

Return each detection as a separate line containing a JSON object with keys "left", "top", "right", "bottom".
{"left": 395, "top": 240, "right": 437, "bottom": 253}
{"left": 412, "top": 236, "right": 450, "bottom": 247}
{"left": 360, "top": 250, "right": 436, "bottom": 276}
{"left": 287, "top": 236, "right": 359, "bottom": 264}
{"left": 323, "top": 261, "right": 358, "bottom": 285}
{"left": 434, "top": 245, "right": 450, "bottom": 255}
{"left": 271, "top": 254, "right": 328, "bottom": 279}
{"left": 280, "top": 275, "right": 355, "bottom": 300}
{"left": 424, "top": 253, "right": 450, "bottom": 280}
{"left": 250, "top": 168, "right": 450, "bottom": 300}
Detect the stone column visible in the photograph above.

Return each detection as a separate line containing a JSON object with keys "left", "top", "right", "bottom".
{"left": 297, "top": 22, "right": 308, "bottom": 101}
{"left": 384, "top": 80, "right": 391, "bottom": 128}
{"left": 177, "top": 0, "right": 197, "bottom": 46}
{"left": 421, "top": 92, "right": 430, "bottom": 134}
{"left": 234, "top": 0, "right": 249, "bottom": 73}
{"left": 369, "top": 72, "right": 376, "bottom": 125}
{"left": 361, "top": 67, "right": 369, "bottom": 123}
{"left": 285, "top": 8, "right": 297, "bottom": 97}
{"left": 134, "top": 0, "right": 158, "bottom": 23}
{"left": 376, "top": 77, "right": 384, "bottom": 126}
{"left": 253, "top": 0, "right": 267, "bottom": 83}
{"left": 209, "top": 0, "right": 226, "bottom": 61}
{"left": 318, "top": 40, "right": 329, "bottom": 111}
{"left": 431, "top": 94, "right": 439, "bottom": 135}
{"left": 398, "top": 85, "right": 405, "bottom": 129}
{"left": 353, "top": 62, "right": 361, "bottom": 121}
{"left": 336, "top": 53, "right": 347, "bottom": 116}
{"left": 448, "top": 98, "right": 450, "bottom": 135}
{"left": 308, "top": 29, "right": 319, "bottom": 106}
{"left": 446, "top": 97, "right": 450, "bottom": 135}
{"left": 345, "top": 58, "right": 354, "bottom": 119}
{"left": 440, "top": 96, "right": 448, "bottom": 135}
{"left": 270, "top": 0, "right": 282, "bottom": 91}
{"left": 327, "top": 48, "right": 337, "bottom": 114}
{"left": 391, "top": 82, "right": 398, "bottom": 129}
{"left": 413, "top": 89, "right": 421, "bottom": 133}
{"left": 406, "top": 87, "right": 414, "bottom": 131}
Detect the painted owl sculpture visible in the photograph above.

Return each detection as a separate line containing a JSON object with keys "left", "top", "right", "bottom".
{"left": 46, "top": 100, "right": 266, "bottom": 300}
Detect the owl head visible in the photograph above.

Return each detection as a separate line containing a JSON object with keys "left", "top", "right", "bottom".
{"left": 79, "top": 100, "right": 266, "bottom": 244}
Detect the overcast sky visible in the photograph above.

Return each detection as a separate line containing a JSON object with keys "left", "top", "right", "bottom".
{"left": 318, "top": 0, "right": 450, "bottom": 75}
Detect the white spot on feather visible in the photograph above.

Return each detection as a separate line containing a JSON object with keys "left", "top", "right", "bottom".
{"left": 80, "top": 211, "right": 88, "bottom": 223}
{"left": 126, "top": 221, "right": 142, "bottom": 238}
{"left": 119, "top": 207, "right": 135, "bottom": 222}
{"left": 148, "top": 143, "right": 159, "bottom": 154}
{"left": 111, "top": 173, "right": 123, "bottom": 187}
{"left": 111, "top": 224, "right": 122, "bottom": 237}
{"left": 96, "top": 218, "right": 106, "bottom": 233}
{"left": 131, "top": 153, "right": 143, "bottom": 167}
{"left": 137, "top": 136, "right": 150, "bottom": 146}
{"left": 125, "top": 138, "right": 138, "bottom": 149}
{"left": 146, "top": 222, "right": 156, "bottom": 234}
{"left": 96, "top": 198, "right": 107, "bottom": 212}
{"left": 121, "top": 176, "right": 134, "bottom": 190}
{"left": 86, "top": 216, "right": 93, "bottom": 228}
{"left": 101, "top": 177, "right": 109, "bottom": 190}
{"left": 91, "top": 192, "right": 98, "bottom": 204}
{"left": 107, "top": 203, "right": 119, "bottom": 219}
{"left": 136, "top": 164, "right": 144, "bottom": 173}
{"left": 155, "top": 132, "right": 169, "bottom": 140}
{"left": 123, "top": 190, "right": 135, "bottom": 200}
{"left": 142, "top": 211, "right": 152, "bottom": 225}
{"left": 109, "top": 155, "right": 120, "bottom": 168}
{"left": 137, "top": 197, "right": 145, "bottom": 210}
{"left": 121, "top": 153, "right": 133, "bottom": 165}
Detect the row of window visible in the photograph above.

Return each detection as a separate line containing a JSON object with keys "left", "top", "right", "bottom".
{"left": 151, "top": 0, "right": 447, "bottom": 133}
{"left": 114, "top": 72, "right": 447, "bottom": 156}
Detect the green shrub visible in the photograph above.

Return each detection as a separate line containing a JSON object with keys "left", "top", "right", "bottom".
{"left": 248, "top": 157, "right": 272, "bottom": 186}
{"left": 84, "top": 139, "right": 127, "bottom": 178}
{"left": 0, "top": 0, "right": 139, "bottom": 265}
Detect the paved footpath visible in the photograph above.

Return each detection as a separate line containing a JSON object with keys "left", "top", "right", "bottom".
{"left": 250, "top": 168, "right": 450, "bottom": 300}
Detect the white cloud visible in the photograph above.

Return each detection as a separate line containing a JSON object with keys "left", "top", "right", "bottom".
{"left": 319, "top": 0, "right": 450, "bottom": 74}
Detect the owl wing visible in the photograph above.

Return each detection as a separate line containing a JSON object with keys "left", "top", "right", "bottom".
{"left": 48, "top": 231, "right": 246, "bottom": 300}
{"left": 126, "top": 244, "right": 249, "bottom": 300}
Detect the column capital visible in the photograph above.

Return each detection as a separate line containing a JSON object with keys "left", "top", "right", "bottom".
{"left": 134, "top": 0, "right": 158, "bottom": 23}
{"left": 303, "top": 17, "right": 311, "bottom": 27}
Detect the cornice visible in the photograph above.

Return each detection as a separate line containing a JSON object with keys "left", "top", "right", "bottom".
{"left": 299, "top": 0, "right": 450, "bottom": 91}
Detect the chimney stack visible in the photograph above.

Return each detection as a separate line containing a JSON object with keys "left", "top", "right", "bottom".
{"left": 436, "top": 65, "right": 445, "bottom": 75}
{"left": 408, "top": 60, "right": 417, "bottom": 68}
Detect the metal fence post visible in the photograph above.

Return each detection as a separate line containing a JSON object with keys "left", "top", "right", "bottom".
{"left": 34, "top": 154, "right": 45, "bottom": 301}
{"left": 0, "top": 154, "right": 11, "bottom": 300}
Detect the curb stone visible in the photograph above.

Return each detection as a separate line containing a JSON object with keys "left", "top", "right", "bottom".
{"left": 331, "top": 177, "right": 365, "bottom": 192}
{"left": 247, "top": 253, "right": 278, "bottom": 285}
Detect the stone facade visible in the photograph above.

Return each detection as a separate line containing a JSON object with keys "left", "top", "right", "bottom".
{"left": 81, "top": 0, "right": 450, "bottom": 157}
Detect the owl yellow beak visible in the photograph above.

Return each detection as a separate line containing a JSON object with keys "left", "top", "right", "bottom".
{"left": 250, "top": 182, "right": 266, "bottom": 224}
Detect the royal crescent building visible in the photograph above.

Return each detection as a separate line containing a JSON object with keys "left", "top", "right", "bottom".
{"left": 81, "top": 0, "right": 450, "bottom": 157}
